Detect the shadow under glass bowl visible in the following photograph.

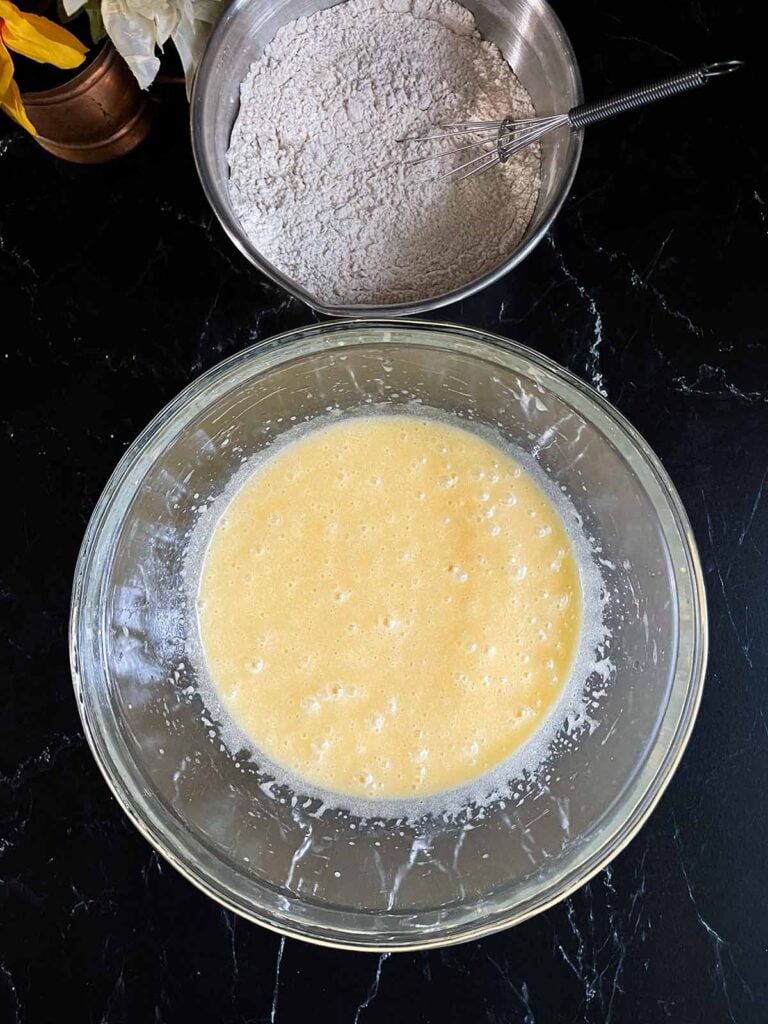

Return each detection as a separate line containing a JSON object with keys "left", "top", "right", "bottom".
{"left": 190, "top": 0, "right": 583, "bottom": 317}
{"left": 70, "top": 320, "right": 707, "bottom": 951}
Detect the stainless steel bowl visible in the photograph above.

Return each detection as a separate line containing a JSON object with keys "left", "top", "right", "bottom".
{"left": 190, "top": 0, "right": 583, "bottom": 317}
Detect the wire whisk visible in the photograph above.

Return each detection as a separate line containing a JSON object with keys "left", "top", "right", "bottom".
{"left": 405, "top": 60, "right": 743, "bottom": 181}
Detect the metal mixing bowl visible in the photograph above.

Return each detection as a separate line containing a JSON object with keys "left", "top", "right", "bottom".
{"left": 71, "top": 321, "right": 707, "bottom": 950}
{"left": 190, "top": 0, "right": 583, "bottom": 316}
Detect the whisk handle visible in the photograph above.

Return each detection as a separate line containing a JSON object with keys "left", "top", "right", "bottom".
{"left": 567, "top": 60, "right": 744, "bottom": 129}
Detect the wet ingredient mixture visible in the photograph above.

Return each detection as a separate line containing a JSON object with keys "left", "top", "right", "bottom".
{"left": 197, "top": 416, "right": 581, "bottom": 799}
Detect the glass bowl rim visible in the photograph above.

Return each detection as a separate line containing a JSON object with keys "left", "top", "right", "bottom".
{"left": 69, "top": 318, "right": 708, "bottom": 950}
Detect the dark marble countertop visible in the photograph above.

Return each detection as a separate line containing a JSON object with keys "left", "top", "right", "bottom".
{"left": 1, "top": 1, "right": 765, "bottom": 1020}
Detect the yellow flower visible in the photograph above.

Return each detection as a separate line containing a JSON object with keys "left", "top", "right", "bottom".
{"left": 0, "top": 0, "right": 87, "bottom": 135}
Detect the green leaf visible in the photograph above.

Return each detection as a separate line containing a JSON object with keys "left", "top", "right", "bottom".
{"left": 85, "top": 0, "right": 105, "bottom": 43}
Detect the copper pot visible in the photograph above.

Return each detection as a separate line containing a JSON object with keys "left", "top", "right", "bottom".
{"left": 23, "top": 43, "right": 153, "bottom": 163}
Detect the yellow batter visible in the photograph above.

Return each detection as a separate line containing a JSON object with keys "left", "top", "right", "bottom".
{"left": 198, "top": 416, "right": 581, "bottom": 799}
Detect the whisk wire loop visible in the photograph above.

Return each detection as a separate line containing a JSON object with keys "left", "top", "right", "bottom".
{"left": 405, "top": 59, "right": 743, "bottom": 181}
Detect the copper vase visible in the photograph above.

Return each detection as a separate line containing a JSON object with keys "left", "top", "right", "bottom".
{"left": 22, "top": 43, "right": 153, "bottom": 164}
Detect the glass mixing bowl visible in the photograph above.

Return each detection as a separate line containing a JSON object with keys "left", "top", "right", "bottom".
{"left": 70, "top": 321, "right": 706, "bottom": 950}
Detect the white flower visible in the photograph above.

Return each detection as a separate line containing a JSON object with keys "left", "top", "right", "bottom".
{"left": 64, "top": 0, "right": 223, "bottom": 94}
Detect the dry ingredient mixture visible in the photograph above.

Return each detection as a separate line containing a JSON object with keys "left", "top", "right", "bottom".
{"left": 227, "top": 0, "right": 540, "bottom": 306}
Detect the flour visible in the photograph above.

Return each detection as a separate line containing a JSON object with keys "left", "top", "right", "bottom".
{"left": 227, "top": 0, "right": 540, "bottom": 306}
